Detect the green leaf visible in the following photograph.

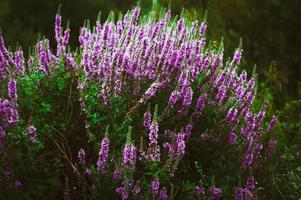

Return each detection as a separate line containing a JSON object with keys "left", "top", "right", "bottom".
{"left": 41, "top": 102, "right": 52, "bottom": 112}
{"left": 197, "top": 72, "right": 205, "bottom": 84}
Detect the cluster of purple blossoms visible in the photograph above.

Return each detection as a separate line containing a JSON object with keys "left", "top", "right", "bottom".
{"left": 193, "top": 94, "right": 207, "bottom": 116}
{"left": 8, "top": 79, "right": 17, "bottom": 101}
{"left": 151, "top": 178, "right": 160, "bottom": 195}
{"left": 78, "top": 148, "right": 86, "bottom": 165}
{"left": 159, "top": 187, "right": 168, "bottom": 200}
{"left": 143, "top": 110, "right": 152, "bottom": 129}
{"left": 228, "top": 131, "right": 237, "bottom": 145}
{"left": 194, "top": 185, "right": 206, "bottom": 198}
{"left": 122, "top": 143, "right": 137, "bottom": 168}
{"left": 97, "top": 136, "right": 110, "bottom": 172}
{"left": 147, "top": 120, "right": 161, "bottom": 161}
{"left": 131, "top": 184, "right": 141, "bottom": 196}
{"left": 15, "top": 180, "right": 22, "bottom": 190}
{"left": 116, "top": 186, "right": 128, "bottom": 200}
{"left": 55, "top": 13, "right": 70, "bottom": 57}
{"left": 209, "top": 185, "right": 223, "bottom": 200}
{"left": 163, "top": 130, "right": 187, "bottom": 160}
{"left": 27, "top": 125, "right": 37, "bottom": 143}
{"left": 0, "top": 98, "right": 19, "bottom": 128}
{"left": 267, "top": 115, "right": 277, "bottom": 133}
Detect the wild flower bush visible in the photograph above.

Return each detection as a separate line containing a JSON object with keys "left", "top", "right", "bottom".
{"left": 0, "top": 6, "right": 278, "bottom": 200}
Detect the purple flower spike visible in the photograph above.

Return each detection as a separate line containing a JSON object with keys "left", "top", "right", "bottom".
{"left": 209, "top": 185, "right": 223, "bottom": 200}
{"left": 245, "top": 176, "right": 256, "bottom": 192}
{"left": 122, "top": 143, "right": 137, "bottom": 168}
{"left": 113, "top": 169, "right": 122, "bottom": 181}
{"left": 234, "top": 187, "right": 245, "bottom": 200}
{"left": 228, "top": 132, "right": 237, "bottom": 145}
{"left": 159, "top": 187, "right": 168, "bottom": 200}
{"left": 55, "top": 14, "right": 62, "bottom": 42}
{"left": 151, "top": 178, "right": 160, "bottom": 195}
{"left": 28, "top": 125, "right": 37, "bottom": 143}
{"left": 132, "top": 184, "right": 141, "bottom": 196}
{"left": 97, "top": 137, "right": 110, "bottom": 172}
{"left": 13, "top": 50, "right": 25, "bottom": 75}
{"left": 243, "top": 153, "right": 254, "bottom": 167}
{"left": 8, "top": 78, "right": 17, "bottom": 100}
{"left": 78, "top": 148, "right": 86, "bottom": 165}
{"left": 176, "top": 132, "right": 186, "bottom": 157}
{"left": 193, "top": 94, "right": 207, "bottom": 116}
{"left": 116, "top": 186, "right": 128, "bottom": 200}
{"left": 232, "top": 49, "right": 243, "bottom": 66}
{"left": 15, "top": 180, "right": 22, "bottom": 190}
{"left": 0, "top": 126, "right": 5, "bottom": 139}
{"left": 267, "top": 139, "right": 277, "bottom": 158}
{"left": 267, "top": 115, "right": 277, "bottom": 133}
{"left": 194, "top": 185, "right": 205, "bottom": 198}
{"left": 143, "top": 111, "right": 152, "bottom": 128}
{"left": 200, "top": 22, "right": 207, "bottom": 37}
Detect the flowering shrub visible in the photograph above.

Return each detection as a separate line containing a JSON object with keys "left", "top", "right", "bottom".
{"left": 0, "top": 6, "right": 278, "bottom": 199}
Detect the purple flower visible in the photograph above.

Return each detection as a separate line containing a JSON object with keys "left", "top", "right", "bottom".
{"left": 149, "top": 121, "right": 159, "bottom": 145}
{"left": 65, "top": 53, "right": 77, "bottom": 70}
{"left": 168, "top": 90, "right": 181, "bottom": 107}
{"left": 122, "top": 143, "right": 137, "bottom": 168}
{"left": 267, "top": 139, "right": 277, "bottom": 158}
{"left": 0, "top": 99, "right": 19, "bottom": 126}
{"left": 151, "top": 178, "right": 160, "bottom": 195}
{"left": 200, "top": 133, "right": 209, "bottom": 141}
{"left": 0, "top": 125, "right": 5, "bottom": 139}
{"left": 234, "top": 187, "right": 245, "bottom": 200}
{"left": 15, "top": 180, "right": 22, "bottom": 190}
{"left": 232, "top": 49, "right": 243, "bottom": 66}
{"left": 193, "top": 94, "right": 207, "bottom": 116}
{"left": 132, "top": 184, "right": 141, "bottom": 196}
{"left": 97, "top": 137, "right": 110, "bottom": 172}
{"left": 199, "top": 22, "right": 207, "bottom": 37}
{"left": 63, "top": 183, "right": 71, "bottom": 200}
{"left": 225, "top": 107, "right": 238, "bottom": 123}
{"left": 116, "top": 186, "right": 128, "bottom": 200}
{"left": 247, "top": 78, "right": 255, "bottom": 90}
{"left": 132, "top": 7, "right": 140, "bottom": 23}
{"left": 84, "top": 168, "right": 92, "bottom": 177}
{"left": 78, "top": 148, "right": 86, "bottom": 165}
{"left": 176, "top": 132, "right": 186, "bottom": 157}
{"left": 243, "top": 153, "right": 254, "bottom": 167}
{"left": 13, "top": 50, "right": 25, "bottom": 75}
{"left": 184, "top": 123, "right": 193, "bottom": 139}
{"left": 267, "top": 115, "right": 277, "bottom": 133}
{"left": 3, "top": 166, "right": 12, "bottom": 177}
{"left": 27, "top": 56, "right": 34, "bottom": 69}
{"left": 27, "top": 125, "right": 37, "bottom": 143}
{"left": 194, "top": 185, "right": 205, "bottom": 198}
{"left": 228, "top": 132, "right": 237, "bottom": 145}
{"left": 8, "top": 78, "right": 17, "bottom": 100}
{"left": 159, "top": 187, "right": 168, "bottom": 200}
{"left": 0, "top": 52, "right": 9, "bottom": 80}
{"left": 215, "top": 85, "right": 227, "bottom": 103}
{"left": 55, "top": 14, "right": 62, "bottom": 42}
{"left": 182, "top": 86, "right": 193, "bottom": 107}
{"left": 209, "top": 185, "right": 223, "bottom": 200}
{"left": 139, "top": 81, "right": 166, "bottom": 104}
{"left": 113, "top": 169, "right": 122, "bottom": 181}
{"left": 245, "top": 176, "right": 255, "bottom": 192}
{"left": 143, "top": 111, "right": 152, "bottom": 128}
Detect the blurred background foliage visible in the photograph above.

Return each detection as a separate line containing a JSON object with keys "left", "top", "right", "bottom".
{"left": 0, "top": 0, "right": 300, "bottom": 198}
